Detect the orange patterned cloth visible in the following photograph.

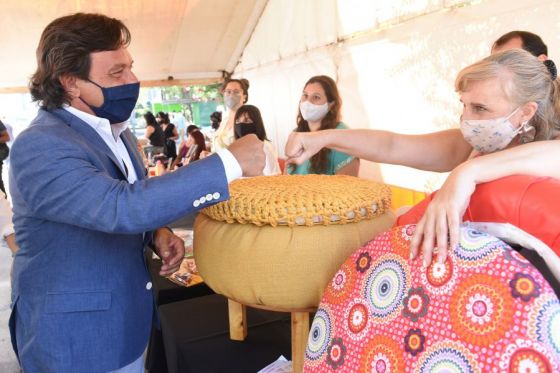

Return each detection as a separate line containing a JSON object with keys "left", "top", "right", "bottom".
{"left": 304, "top": 225, "right": 560, "bottom": 372}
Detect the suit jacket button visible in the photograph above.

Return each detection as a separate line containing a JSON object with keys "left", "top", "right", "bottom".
{"left": 213, "top": 192, "right": 220, "bottom": 199}
{"left": 193, "top": 200, "right": 200, "bottom": 207}
{"left": 146, "top": 282, "right": 152, "bottom": 290}
{"left": 200, "top": 196, "right": 206, "bottom": 203}
{"left": 206, "top": 193, "right": 213, "bottom": 201}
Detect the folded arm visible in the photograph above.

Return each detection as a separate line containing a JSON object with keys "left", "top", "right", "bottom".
{"left": 411, "top": 139, "right": 560, "bottom": 267}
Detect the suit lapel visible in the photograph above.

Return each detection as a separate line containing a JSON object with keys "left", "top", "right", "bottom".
{"left": 121, "top": 129, "right": 147, "bottom": 180}
{"left": 50, "top": 108, "right": 129, "bottom": 180}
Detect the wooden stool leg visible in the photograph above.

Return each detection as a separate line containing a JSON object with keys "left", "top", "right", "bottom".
{"left": 291, "top": 311, "right": 309, "bottom": 373}
{"left": 228, "top": 299, "right": 247, "bottom": 341}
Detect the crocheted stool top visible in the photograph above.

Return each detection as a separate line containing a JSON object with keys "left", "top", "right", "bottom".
{"left": 201, "top": 174, "right": 392, "bottom": 227}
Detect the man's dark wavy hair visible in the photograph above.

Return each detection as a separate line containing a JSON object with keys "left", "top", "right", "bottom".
{"left": 30, "top": 13, "right": 131, "bottom": 109}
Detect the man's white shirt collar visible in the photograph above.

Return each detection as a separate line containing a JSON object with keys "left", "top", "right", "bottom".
{"left": 63, "top": 105, "right": 138, "bottom": 183}
{"left": 64, "top": 105, "right": 128, "bottom": 141}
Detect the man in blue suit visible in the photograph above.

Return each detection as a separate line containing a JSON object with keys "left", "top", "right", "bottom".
{"left": 9, "top": 13, "right": 265, "bottom": 373}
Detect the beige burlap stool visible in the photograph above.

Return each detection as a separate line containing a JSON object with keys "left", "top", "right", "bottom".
{"left": 193, "top": 175, "right": 394, "bottom": 372}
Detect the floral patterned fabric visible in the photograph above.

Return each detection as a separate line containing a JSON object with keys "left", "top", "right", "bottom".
{"left": 304, "top": 225, "right": 560, "bottom": 372}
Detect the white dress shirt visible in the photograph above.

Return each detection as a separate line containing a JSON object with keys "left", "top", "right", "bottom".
{"left": 65, "top": 106, "right": 138, "bottom": 183}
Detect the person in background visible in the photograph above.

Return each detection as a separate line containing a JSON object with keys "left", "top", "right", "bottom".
{"left": 234, "top": 104, "right": 281, "bottom": 176}
{"left": 156, "top": 111, "right": 178, "bottom": 162}
{"left": 175, "top": 124, "right": 200, "bottom": 159}
{"left": 493, "top": 30, "right": 549, "bottom": 61}
{"left": 170, "top": 125, "right": 207, "bottom": 169}
{"left": 287, "top": 75, "right": 359, "bottom": 176}
{"left": 10, "top": 12, "right": 264, "bottom": 372}
{"left": 0, "top": 189, "right": 18, "bottom": 280}
{"left": 286, "top": 49, "right": 559, "bottom": 269}
{"left": 172, "top": 110, "right": 187, "bottom": 140}
{"left": 143, "top": 111, "right": 165, "bottom": 148}
{"left": 212, "top": 78, "right": 250, "bottom": 152}
{"left": 0, "top": 119, "right": 10, "bottom": 195}
{"left": 210, "top": 111, "right": 222, "bottom": 131}
{"left": 492, "top": 30, "right": 557, "bottom": 79}
{"left": 0, "top": 190, "right": 17, "bottom": 256}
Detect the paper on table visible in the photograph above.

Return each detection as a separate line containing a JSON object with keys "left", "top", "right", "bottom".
{"left": 258, "top": 356, "right": 292, "bottom": 373}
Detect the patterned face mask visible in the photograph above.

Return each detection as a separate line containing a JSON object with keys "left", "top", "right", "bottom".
{"left": 460, "top": 107, "right": 530, "bottom": 153}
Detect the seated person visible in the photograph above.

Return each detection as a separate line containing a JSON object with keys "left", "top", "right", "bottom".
{"left": 173, "top": 125, "right": 200, "bottom": 162}
{"left": 285, "top": 49, "right": 560, "bottom": 269}
{"left": 233, "top": 105, "right": 281, "bottom": 176}
{"left": 170, "top": 127, "right": 207, "bottom": 169}
{"left": 287, "top": 75, "right": 359, "bottom": 176}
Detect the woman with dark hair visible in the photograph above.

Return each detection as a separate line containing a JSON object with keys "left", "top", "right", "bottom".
{"left": 212, "top": 78, "right": 250, "bottom": 152}
{"left": 287, "top": 75, "right": 359, "bottom": 176}
{"left": 234, "top": 105, "right": 281, "bottom": 175}
{"left": 185, "top": 130, "right": 207, "bottom": 163}
{"left": 156, "top": 111, "right": 178, "bottom": 160}
{"left": 143, "top": 111, "right": 165, "bottom": 148}
{"left": 210, "top": 111, "right": 222, "bottom": 131}
{"left": 170, "top": 125, "right": 207, "bottom": 169}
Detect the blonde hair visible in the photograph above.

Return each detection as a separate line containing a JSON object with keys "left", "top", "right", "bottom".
{"left": 455, "top": 49, "right": 560, "bottom": 141}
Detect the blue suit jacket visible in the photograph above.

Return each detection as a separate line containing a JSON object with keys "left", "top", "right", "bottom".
{"left": 9, "top": 109, "right": 229, "bottom": 372}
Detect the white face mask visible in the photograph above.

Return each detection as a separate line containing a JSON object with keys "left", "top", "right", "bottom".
{"left": 460, "top": 107, "right": 530, "bottom": 153}
{"left": 300, "top": 101, "right": 329, "bottom": 122}
{"left": 224, "top": 94, "right": 241, "bottom": 110}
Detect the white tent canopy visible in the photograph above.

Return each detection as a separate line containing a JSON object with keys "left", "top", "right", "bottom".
{"left": 235, "top": 0, "right": 560, "bottom": 190}
{"left": 0, "top": 0, "right": 266, "bottom": 91}
{"left": 1, "top": 0, "right": 559, "bottom": 190}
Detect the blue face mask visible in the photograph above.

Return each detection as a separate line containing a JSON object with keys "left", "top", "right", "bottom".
{"left": 80, "top": 80, "right": 140, "bottom": 124}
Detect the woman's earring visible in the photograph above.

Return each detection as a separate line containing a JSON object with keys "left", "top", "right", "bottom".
{"left": 519, "top": 121, "right": 535, "bottom": 144}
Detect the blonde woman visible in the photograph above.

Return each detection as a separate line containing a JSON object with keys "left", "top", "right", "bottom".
{"left": 286, "top": 49, "right": 560, "bottom": 266}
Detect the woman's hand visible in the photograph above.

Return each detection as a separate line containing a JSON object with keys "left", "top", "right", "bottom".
{"left": 410, "top": 162, "right": 476, "bottom": 267}
{"left": 284, "top": 131, "right": 325, "bottom": 166}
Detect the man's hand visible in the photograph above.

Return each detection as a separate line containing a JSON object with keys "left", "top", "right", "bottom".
{"left": 227, "top": 134, "right": 265, "bottom": 176}
{"left": 153, "top": 227, "right": 185, "bottom": 276}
